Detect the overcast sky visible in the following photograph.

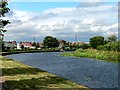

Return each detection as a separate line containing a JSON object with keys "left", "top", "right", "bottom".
{"left": 3, "top": 1, "right": 118, "bottom": 42}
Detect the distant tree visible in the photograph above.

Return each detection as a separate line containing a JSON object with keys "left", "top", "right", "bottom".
{"left": 36, "top": 43, "right": 40, "bottom": 48}
{"left": 32, "top": 42, "right": 39, "bottom": 48}
{"left": 90, "top": 36, "right": 105, "bottom": 49}
{"left": 21, "top": 45, "right": 24, "bottom": 50}
{"left": 107, "top": 34, "right": 117, "bottom": 42}
{"left": 32, "top": 42, "right": 36, "bottom": 46}
{"left": 43, "top": 36, "right": 59, "bottom": 48}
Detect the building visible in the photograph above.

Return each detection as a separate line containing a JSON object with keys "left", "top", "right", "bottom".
{"left": 4, "top": 41, "right": 17, "bottom": 50}
{"left": 17, "top": 42, "right": 36, "bottom": 49}
{"left": 17, "top": 42, "right": 21, "bottom": 50}
{"left": 58, "top": 40, "right": 67, "bottom": 49}
{"left": 39, "top": 43, "right": 45, "bottom": 49}
{"left": 68, "top": 42, "right": 85, "bottom": 46}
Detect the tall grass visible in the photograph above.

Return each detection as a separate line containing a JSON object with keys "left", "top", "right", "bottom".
{"left": 62, "top": 49, "right": 119, "bottom": 63}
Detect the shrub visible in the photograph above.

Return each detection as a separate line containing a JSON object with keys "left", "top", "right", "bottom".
{"left": 97, "top": 41, "right": 120, "bottom": 51}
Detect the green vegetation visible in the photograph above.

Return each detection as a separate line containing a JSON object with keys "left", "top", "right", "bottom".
{"left": 61, "top": 49, "right": 119, "bottom": 63}
{"left": 0, "top": 1, "right": 10, "bottom": 32}
{"left": 89, "top": 34, "right": 119, "bottom": 51}
{"left": 97, "top": 41, "right": 120, "bottom": 51}
{"left": 1, "top": 56, "right": 90, "bottom": 89}
{"left": 90, "top": 36, "right": 105, "bottom": 49}
{"left": 62, "top": 34, "right": 119, "bottom": 63}
{"left": 107, "top": 34, "right": 117, "bottom": 42}
{"left": 0, "top": 1, "right": 10, "bottom": 52}
{"left": 43, "top": 36, "right": 59, "bottom": 48}
{"left": 32, "top": 42, "right": 40, "bottom": 48}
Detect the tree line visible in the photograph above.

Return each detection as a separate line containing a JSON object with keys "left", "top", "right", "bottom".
{"left": 90, "top": 34, "right": 119, "bottom": 51}
{"left": 42, "top": 34, "right": 119, "bottom": 52}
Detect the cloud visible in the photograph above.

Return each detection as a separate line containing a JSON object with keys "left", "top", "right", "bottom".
{"left": 4, "top": 3, "right": 118, "bottom": 42}
{"left": 77, "top": 2, "right": 102, "bottom": 7}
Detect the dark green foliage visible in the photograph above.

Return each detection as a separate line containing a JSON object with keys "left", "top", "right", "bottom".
{"left": 107, "top": 34, "right": 117, "bottom": 42}
{"left": 21, "top": 45, "right": 24, "bottom": 50}
{"left": 96, "top": 35, "right": 119, "bottom": 51}
{"left": 65, "top": 45, "right": 77, "bottom": 51}
{"left": 32, "top": 42, "right": 40, "bottom": 48}
{"left": 43, "top": 36, "right": 59, "bottom": 48}
{"left": 1, "top": 20, "right": 10, "bottom": 27}
{"left": 97, "top": 41, "right": 120, "bottom": 51}
{"left": 81, "top": 43, "right": 91, "bottom": 49}
{"left": 97, "top": 45, "right": 104, "bottom": 50}
{"left": 0, "top": 1, "right": 10, "bottom": 37}
{"left": 36, "top": 43, "right": 40, "bottom": 48}
{"left": 90, "top": 36, "right": 105, "bottom": 49}
{"left": 0, "top": 1, "right": 10, "bottom": 17}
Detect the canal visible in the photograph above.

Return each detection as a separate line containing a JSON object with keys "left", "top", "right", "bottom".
{"left": 6, "top": 52, "right": 119, "bottom": 89}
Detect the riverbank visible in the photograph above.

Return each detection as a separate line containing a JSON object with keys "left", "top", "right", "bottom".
{"left": 1, "top": 49, "right": 60, "bottom": 56}
{"left": 61, "top": 49, "right": 119, "bottom": 63}
{"left": 1, "top": 56, "right": 91, "bottom": 89}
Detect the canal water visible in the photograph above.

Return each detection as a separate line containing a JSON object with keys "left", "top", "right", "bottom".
{"left": 6, "top": 52, "right": 119, "bottom": 89}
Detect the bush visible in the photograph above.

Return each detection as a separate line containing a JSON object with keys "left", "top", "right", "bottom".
{"left": 97, "top": 45, "right": 104, "bottom": 50}
{"left": 97, "top": 41, "right": 120, "bottom": 51}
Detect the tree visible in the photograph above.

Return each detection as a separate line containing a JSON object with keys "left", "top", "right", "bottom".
{"left": 107, "top": 34, "right": 117, "bottom": 42}
{"left": 43, "top": 36, "right": 59, "bottom": 48}
{"left": 0, "top": 0, "right": 10, "bottom": 35}
{"left": 32, "top": 42, "right": 36, "bottom": 46}
{"left": 36, "top": 43, "right": 40, "bottom": 48}
{"left": 21, "top": 45, "right": 24, "bottom": 50}
{"left": 90, "top": 36, "right": 105, "bottom": 49}
{"left": 32, "top": 42, "right": 40, "bottom": 48}
{"left": 0, "top": 0, "right": 10, "bottom": 51}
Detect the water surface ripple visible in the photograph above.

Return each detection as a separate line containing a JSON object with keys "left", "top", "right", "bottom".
{"left": 6, "top": 52, "right": 119, "bottom": 89}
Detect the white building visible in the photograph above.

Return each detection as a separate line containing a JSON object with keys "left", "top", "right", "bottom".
{"left": 17, "top": 42, "right": 21, "bottom": 50}
{"left": 4, "top": 41, "right": 17, "bottom": 50}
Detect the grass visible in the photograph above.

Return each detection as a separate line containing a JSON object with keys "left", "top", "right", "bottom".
{"left": 1, "top": 56, "right": 91, "bottom": 90}
{"left": 61, "top": 49, "right": 119, "bottom": 63}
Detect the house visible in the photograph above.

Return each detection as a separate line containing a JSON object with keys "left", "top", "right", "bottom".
{"left": 4, "top": 41, "right": 17, "bottom": 50}
{"left": 58, "top": 40, "right": 67, "bottom": 49}
{"left": 68, "top": 42, "right": 85, "bottom": 46}
{"left": 39, "top": 43, "right": 45, "bottom": 49}
{"left": 17, "top": 42, "right": 36, "bottom": 49}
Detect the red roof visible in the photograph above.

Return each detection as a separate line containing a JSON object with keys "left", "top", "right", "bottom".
{"left": 20, "top": 42, "right": 32, "bottom": 47}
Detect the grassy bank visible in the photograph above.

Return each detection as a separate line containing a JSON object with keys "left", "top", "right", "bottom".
{"left": 1, "top": 56, "right": 91, "bottom": 89}
{"left": 61, "top": 49, "right": 119, "bottom": 63}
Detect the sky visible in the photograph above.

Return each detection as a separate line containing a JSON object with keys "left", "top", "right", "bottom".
{"left": 3, "top": 0, "right": 119, "bottom": 42}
